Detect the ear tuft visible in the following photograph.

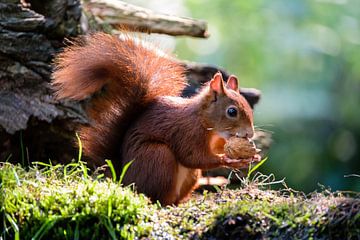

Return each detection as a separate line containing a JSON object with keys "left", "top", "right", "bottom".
{"left": 226, "top": 75, "right": 239, "bottom": 91}
{"left": 209, "top": 72, "right": 225, "bottom": 94}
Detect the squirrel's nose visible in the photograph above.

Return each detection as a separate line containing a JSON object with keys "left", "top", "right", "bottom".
{"left": 236, "top": 127, "right": 254, "bottom": 139}
{"left": 245, "top": 128, "right": 254, "bottom": 139}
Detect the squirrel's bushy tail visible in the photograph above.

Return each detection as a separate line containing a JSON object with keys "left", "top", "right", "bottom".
{"left": 52, "top": 32, "right": 186, "bottom": 166}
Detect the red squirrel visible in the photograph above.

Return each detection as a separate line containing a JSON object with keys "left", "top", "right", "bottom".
{"left": 52, "top": 32, "right": 258, "bottom": 205}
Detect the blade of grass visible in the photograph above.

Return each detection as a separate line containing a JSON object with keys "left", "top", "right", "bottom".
{"left": 5, "top": 153, "right": 12, "bottom": 162}
{"left": 100, "top": 217, "right": 117, "bottom": 240}
{"left": 12, "top": 168, "right": 20, "bottom": 186}
{"left": 74, "top": 220, "right": 79, "bottom": 240}
{"left": 79, "top": 161, "right": 88, "bottom": 179}
{"left": 32, "top": 219, "right": 57, "bottom": 240}
{"left": 75, "top": 133, "right": 82, "bottom": 162}
{"left": 32, "top": 161, "right": 53, "bottom": 168}
{"left": 41, "top": 164, "right": 62, "bottom": 176}
{"left": 213, "top": 185, "right": 221, "bottom": 193}
{"left": 75, "top": 133, "right": 89, "bottom": 179}
{"left": 96, "top": 174, "right": 105, "bottom": 179}
{"left": 108, "top": 197, "right": 112, "bottom": 218}
{"left": 257, "top": 178, "right": 286, "bottom": 186}
{"left": 64, "top": 163, "right": 81, "bottom": 178}
{"left": 247, "top": 157, "right": 268, "bottom": 179}
{"left": 5, "top": 213, "right": 19, "bottom": 240}
{"left": 105, "top": 160, "right": 117, "bottom": 182}
{"left": 119, "top": 160, "right": 134, "bottom": 184}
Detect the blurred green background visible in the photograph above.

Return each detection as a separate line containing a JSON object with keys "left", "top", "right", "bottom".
{"left": 135, "top": 0, "right": 360, "bottom": 192}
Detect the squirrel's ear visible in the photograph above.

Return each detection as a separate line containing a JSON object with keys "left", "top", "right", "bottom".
{"left": 226, "top": 75, "right": 239, "bottom": 91}
{"left": 210, "top": 72, "right": 225, "bottom": 95}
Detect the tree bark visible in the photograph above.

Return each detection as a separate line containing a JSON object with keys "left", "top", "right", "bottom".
{"left": 0, "top": 0, "right": 85, "bottom": 163}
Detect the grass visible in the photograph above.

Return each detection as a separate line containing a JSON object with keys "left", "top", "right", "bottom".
{"left": 1, "top": 161, "right": 359, "bottom": 239}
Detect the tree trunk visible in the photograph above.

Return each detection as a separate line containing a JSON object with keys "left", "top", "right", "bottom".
{"left": 0, "top": 0, "right": 85, "bottom": 163}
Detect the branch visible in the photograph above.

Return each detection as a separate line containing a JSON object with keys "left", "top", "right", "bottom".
{"left": 83, "top": 0, "right": 208, "bottom": 38}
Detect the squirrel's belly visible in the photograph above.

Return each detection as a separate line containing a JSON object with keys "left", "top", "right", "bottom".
{"left": 175, "top": 164, "right": 189, "bottom": 196}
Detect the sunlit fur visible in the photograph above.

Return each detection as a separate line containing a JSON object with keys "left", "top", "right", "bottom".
{"left": 52, "top": 33, "right": 254, "bottom": 205}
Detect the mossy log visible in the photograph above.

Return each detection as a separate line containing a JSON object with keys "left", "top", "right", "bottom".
{"left": 1, "top": 163, "right": 359, "bottom": 240}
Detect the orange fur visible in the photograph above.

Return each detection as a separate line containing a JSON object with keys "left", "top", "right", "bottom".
{"left": 52, "top": 32, "right": 186, "bottom": 168}
{"left": 52, "top": 32, "right": 255, "bottom": 205}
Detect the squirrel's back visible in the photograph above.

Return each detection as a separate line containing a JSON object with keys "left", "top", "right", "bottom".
{"left": 52, "top": 32, "right": 187, "bottom": 166}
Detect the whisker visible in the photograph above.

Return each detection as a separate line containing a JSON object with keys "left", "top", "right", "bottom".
{"left": 254, "top": 124, "right": 274, "bottom": 128}
{"left": 254, "top": 128, "right": 274, "bottom": 134}
{"left": 254, "top": 124, "right": 274, "bottom": 134}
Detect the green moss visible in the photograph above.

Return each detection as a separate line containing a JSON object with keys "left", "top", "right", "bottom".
{"left": 202, "top": 189, "right": 360, "bottom": 239}
{"left": 1, "top": 163, "right": 359, "bottom": 239}
{"left": 1, "top": 162, "right": 153, "bottom": 240}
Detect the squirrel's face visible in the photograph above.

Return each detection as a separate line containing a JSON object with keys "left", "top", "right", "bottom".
{"left": 201, "top": 73, "right": 254, "bottom": 139}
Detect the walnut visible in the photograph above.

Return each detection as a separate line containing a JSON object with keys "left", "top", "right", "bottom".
{"left": 224, "top": 137, "right": 258, "bottom": 159}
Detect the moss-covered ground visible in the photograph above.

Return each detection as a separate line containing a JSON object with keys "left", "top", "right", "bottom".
{"left": 1, "top": 162, "right": 359, "bottom": 240}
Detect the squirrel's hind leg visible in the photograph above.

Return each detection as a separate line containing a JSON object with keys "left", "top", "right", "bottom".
{"left": 122, "top": 143, "right": 179, "bottom": 205}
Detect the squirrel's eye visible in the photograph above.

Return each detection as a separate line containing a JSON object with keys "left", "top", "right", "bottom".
{"left": 226, "top": 107, "right": 238, "bottom": 118}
